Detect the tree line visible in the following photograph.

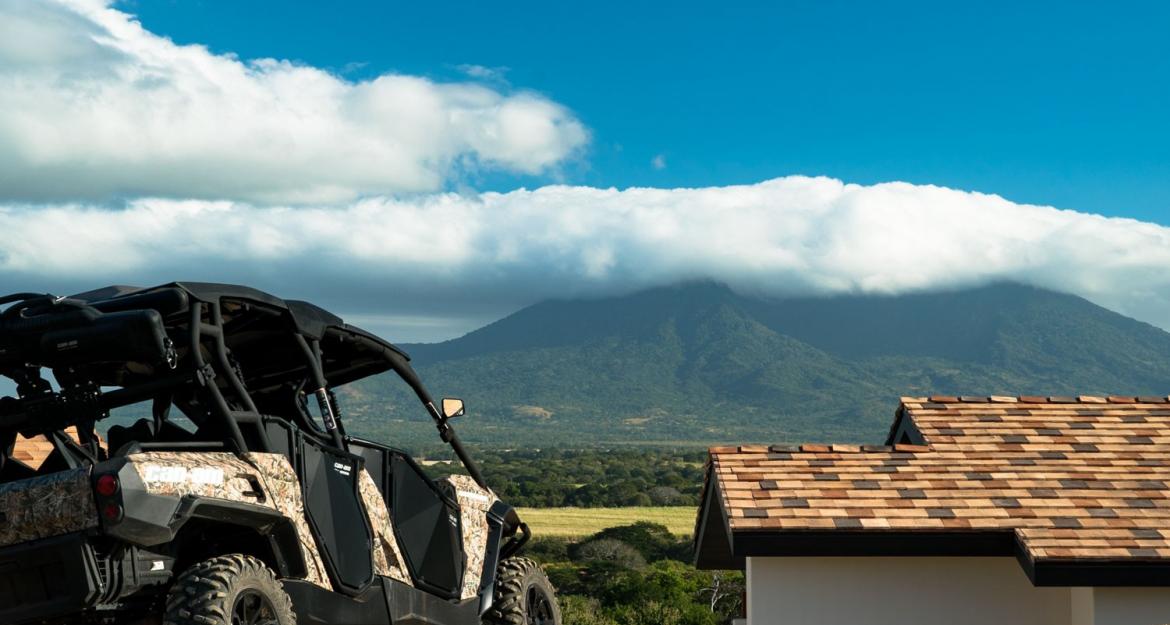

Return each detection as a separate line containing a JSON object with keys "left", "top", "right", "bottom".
{"left": 424, "top": 448, "right": 707, "bottom": 508}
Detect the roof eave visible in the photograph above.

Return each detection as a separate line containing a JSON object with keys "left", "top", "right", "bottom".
{"left": 725, "top": 528, "right": 1170, "bottom": 587}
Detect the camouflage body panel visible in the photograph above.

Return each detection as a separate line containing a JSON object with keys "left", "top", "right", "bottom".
{"left": 244, "top": 453, "right": 331, "bottom": 588}
{"left": 127, "top": 451, "right": 264, "bottom": 499}
{"left": 0, "top": 467, "right": 98, "bottom": 548}
{"left": 357, "top": 467, "right": 411, "bottom": 585}
{"left": 124, "top": 451, "right": 330, "bottom": 588}
{"left": 442, "top": 474, "right": 499, "bottom": 600}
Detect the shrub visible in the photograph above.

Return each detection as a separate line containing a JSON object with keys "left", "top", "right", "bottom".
{"left": 574, "top": 539, "right": 647, "bottom": 570}
{"left": 559, "top": 596, "right": 616, "bottom": 625}
{"left": 517, "top": 522, "right": 742, "bottom": 625}
{"left": 609, "top": 600, "right": 717, "bottom": 625}
{"left": 525, "top": 536, "right": 571, "bottom": 564}
{"left": 542, "top": 561, "right": 582, "bottom": 594}
{"left": 578, "top": 521, "right": 691, "bottom": 562}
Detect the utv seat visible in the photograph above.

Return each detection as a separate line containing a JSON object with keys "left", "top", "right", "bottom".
{"left": 0, "top": 455, "right": 37, "bottom": 482}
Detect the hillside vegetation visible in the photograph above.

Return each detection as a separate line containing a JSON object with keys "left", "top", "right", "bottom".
{"left": 339, "top": 282, "right": 1170, "bottom": 446}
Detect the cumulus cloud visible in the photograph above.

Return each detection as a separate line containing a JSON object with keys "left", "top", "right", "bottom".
{"left": 0, "top": 0, "right": 587, "bottom": 203}
{"left": 456, "top": 64, "right": 510, "bottom": 83}
{"left": 0, "top": 176, "right": 1168, "bottom": 340}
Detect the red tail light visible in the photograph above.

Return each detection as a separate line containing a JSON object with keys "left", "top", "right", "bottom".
{"left": 95, "top": 474, "right": 119, "bottom": 497}
{"left": 102, "top": 503, "right": 124, "bottom": 523}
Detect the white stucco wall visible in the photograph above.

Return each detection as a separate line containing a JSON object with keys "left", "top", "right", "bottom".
{"left": 746, "top": 557, "right": 1170, "bottom": 625}
{"left": 1072, "top": 587, "right": 1096, "bottom": 625}
{"left": 747, "top": 557, "right": 1071, "bottom": 625}
{"left": 1091, "top": 588, "right": 1170, "bottom": 625}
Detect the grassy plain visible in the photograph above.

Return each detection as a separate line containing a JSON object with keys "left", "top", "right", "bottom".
{"left": 516, "top": 506, "right": 697, "bottom": 537}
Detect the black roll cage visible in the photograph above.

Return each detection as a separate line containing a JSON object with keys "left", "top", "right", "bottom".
{"left": 0, "top": 283, "right": 488, "bottom": 490}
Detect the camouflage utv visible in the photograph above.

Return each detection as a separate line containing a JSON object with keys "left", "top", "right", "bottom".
{"left": 0, "top": 283, "right": 560, "bottom": 625}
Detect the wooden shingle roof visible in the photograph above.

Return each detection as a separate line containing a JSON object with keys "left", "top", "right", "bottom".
{"left": 694, "top": 395, "right": 1170, "bottom": 585}
{"left": 9, "top": 427, "right": 88, "bottom": 469}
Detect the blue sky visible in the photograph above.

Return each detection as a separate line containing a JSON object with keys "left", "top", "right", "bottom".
{"left": 1, "top": 0, "right": 1169, "bottom": 342}
{"left": 122, "top": 0, "right": 1170, "bottom": 224}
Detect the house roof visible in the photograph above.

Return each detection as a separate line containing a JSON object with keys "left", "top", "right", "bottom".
{"left": 694, "top": 395, "right": 1170, "bottom": 586}
{"left": 8, "top": 427, "right": 87, "bottom": 470}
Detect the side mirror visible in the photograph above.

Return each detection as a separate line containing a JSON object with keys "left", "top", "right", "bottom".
{"left": 442, "top": 397, "right": 466, "bottom": 419}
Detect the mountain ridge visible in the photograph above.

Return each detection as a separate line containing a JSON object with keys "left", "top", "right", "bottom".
{"left": 341, "top": 282, "right": 1170, "bottom": 447}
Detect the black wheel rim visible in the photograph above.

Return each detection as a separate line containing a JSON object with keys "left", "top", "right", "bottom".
{"left": 232, "top": 589, "right": 279, "bottom": 625}
{"left": 526, "top": 585, "right": 555, "bottom": 625}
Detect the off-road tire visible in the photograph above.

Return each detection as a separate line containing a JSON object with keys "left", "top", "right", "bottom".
{"left": 483, "top": 556, "right": 561, "bottom": 625}
{"left": 162, "top": 554, "right": 295, "bottom": 625}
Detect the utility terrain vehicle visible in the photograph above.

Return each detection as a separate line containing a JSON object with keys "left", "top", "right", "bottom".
{"left": 0, "top": 283, "right": 560, "bottom": 625}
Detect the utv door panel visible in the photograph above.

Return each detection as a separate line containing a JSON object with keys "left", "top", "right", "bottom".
{"left": 263, "top": 418, "right": 296, "bottom": 460}
{"left": 300, "top": 441, "right": 376, "bottom": 594}
{"left": 388, "top": 453, "right": 464, "bottom": 598}
{"left": 351, "top": 442, "right": 389, "bottom": 498}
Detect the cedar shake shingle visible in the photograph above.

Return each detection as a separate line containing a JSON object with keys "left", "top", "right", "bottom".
{"left": 704, "top": 396, "right": 1170, "bottom": 568}
{"left": 9, "top": 427, "right": 90, "bottom": 469}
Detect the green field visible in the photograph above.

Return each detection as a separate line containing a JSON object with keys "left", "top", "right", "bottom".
{"left": 516, "top": 506, "right": 697, "bottom": 538}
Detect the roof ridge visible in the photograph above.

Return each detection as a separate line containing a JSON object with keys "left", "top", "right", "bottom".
{"left": 900, "top": 395, "right": 1170, "bottom": 405}
{"left": 709, "top": 442, "right": 930, "bottom": 455}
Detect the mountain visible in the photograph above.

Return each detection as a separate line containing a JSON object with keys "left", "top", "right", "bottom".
{"left": 338, "top": 283, "right": 1170, "bottom": 448}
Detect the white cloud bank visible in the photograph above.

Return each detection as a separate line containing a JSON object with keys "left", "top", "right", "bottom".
{"left": 1, "top": 176, "right": 1168, "bottom": 336}
{"left": 1, "top": 2, "right": 1167, "bottom": 342}
{"left": 0, "top": 0, "right": 587, "bottom": 203}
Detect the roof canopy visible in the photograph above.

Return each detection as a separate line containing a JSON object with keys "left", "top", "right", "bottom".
{"left": 71, "top": 282, "right": 410, "bottom": 392}
{"left": 695, "top": 395, "right": 1170, "bottom": 587}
